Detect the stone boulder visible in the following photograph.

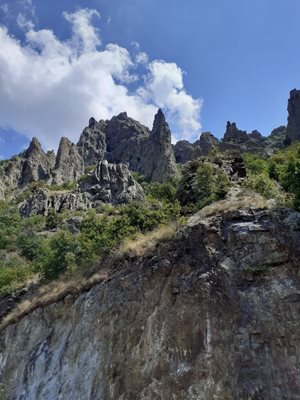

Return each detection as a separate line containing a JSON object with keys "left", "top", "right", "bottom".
{"left": 80, "top": 160, "right": 144, "bottom": 205}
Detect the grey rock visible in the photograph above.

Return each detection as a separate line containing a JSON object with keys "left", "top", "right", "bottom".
{"left": 173, "top": 132, "right": 220, "bottom": 164}
{"left": 287, "top": 88, "right": 300, "bottom": 143}
{"left": 0, "top": 138, "right": 55, "bottom": 198}
{"left": 0, "top": 207, "right": 299, "bottom": 399}
{"left": 77, "top": 118, "right": 106, "bottom": 166}
{"left": 52, "top": 137, "right": 84, "bottom": 185}
{"left": 19, "top": 188, "right": 92, "bottom": 217}
{"left": 197, "top": 131, "right": 220, "bottom": 155}
{"left": 79, "top": 110, "right": 179, "bottom": 182}
{"left": 223, "top": 121, "right": 249, "bottom": 143}
{"left": 80, "top": 160, "right": 145, "bottom": 205}
{"left": 173, "top": 140, "right": 195, "bottom": 164}
{"left": 20, "top": 137, "right": 55, "bottom": 186}
{"left": 150, "top": 109, "right": 179, "bottom": 181}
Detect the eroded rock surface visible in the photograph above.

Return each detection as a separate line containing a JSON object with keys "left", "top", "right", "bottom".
{"left": 173, "top": 132, "right": 220, "bottom": 164}
{"left": 20, "top": 161, "right": 144, "bottom": 216}
{"left": 52, "top": 137, "right": 84, "bottom": 185}
{"left": 77, "top": 109, "right": 179, "bottom": 182}
{"left": 80, "top": 160, "right": 144, "bottom": 205}
{"left": 0, "top": 207, "right": 299, "bottom": 399}
{"left": 287, "top": 88, "right": 300, "bottom": 143}
{"left": 19, "top": 188, "right": 92, "bottom": 216}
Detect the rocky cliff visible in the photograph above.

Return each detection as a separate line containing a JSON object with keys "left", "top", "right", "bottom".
{"left": 78, "top": 109, "right": 179, "bottom": 182}
{"left": 20, "top": 161, "right": 144, "bottom": 217}
{"left": 287, "top": 88, "right": 300, "bottom": 143}
{"left": 0, "top": 204, "right": 299, "bottom": 399}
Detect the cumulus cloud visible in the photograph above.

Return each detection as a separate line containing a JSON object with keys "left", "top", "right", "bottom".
{"left": 0, "top": 8, "right": 202, "bottom": 149}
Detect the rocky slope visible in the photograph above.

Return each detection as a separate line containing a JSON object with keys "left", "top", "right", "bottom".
{"left": 20, "top": 161, "right": 144, "bottom": 217}
{"left": 0, "top": 202, "right": 299, "bottom": 399}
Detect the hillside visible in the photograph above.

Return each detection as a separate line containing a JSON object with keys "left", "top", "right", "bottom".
{"left": 0, "top": 90, "right": 299, "bottom": 399}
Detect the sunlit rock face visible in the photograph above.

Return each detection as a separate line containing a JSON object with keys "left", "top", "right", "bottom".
{"left": 0, "top": 207, "right": 299, "bottom": 400}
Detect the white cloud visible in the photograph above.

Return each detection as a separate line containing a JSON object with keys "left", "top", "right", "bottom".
{"left": 136, "top": 51, "right": 148, "bottom": 64}
{"left": 0, "top": 8, "right": 202, "bottom": 150}
{"left": 139, "top": 61, "right": 202, "bottom": 140}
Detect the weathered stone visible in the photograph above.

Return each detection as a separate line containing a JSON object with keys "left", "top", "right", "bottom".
{"left": 19, "top": 188, "right": 91, "bottom": 217}
{"left": 52, "top": 137, "right": 84, "bottom": 185}
{"left": 173, "top": 132, "right": 219, "bottom": 164}
{"left": 78, "top": 110, "right": 179, "bottom": 182}
{"left": 149, "top": 109, "right": 179, "bottom": 181}
{"left": 0, "top": 207, "right": 299, "bottom": 399}
{"left": 80, "top": 160, "right": 145, "bottom": 205}
{"left": 287, "top": 88, "right": 300, "bottom": 143}
{"left": 20, "top": 137, "right": 55, "bottom": 186}
{"left": 223, "top": 121, "right": 249, "bottom": 143}
{"left": 77, "top": 118, "right": 106, "bottom": 166}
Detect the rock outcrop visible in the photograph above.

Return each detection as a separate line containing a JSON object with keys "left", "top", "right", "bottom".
{"left": 78, "top": 110, "right": 179, "bottom": 182}
{"left": 80, "top": 160, "right": 144, "bottom": 205}
{"left": 20, "top": 137, "right": 55, "bottom": 186}
{"left": 19, "top": 188, "right": 91, "bottom": 217}
{"left": 149, "top": 109, "right": 180, "bottom": 181}
{"left": 52, "top": 137, "right": 84, "bottom": 185}
{"left": 0, "top": 138, "right": 56, "bottom": 196}
{"left": 77, "top": 118, "right": 106, "bottom": 166}
{"left": 0, "top": 206, "right": 299, "bottom": 399}
{"left": 173, "top": 132, "right": 220, "bottom": 164}
{"left": 287, "top": 88, "right": 300, "bottom": 143}
{"left": 220, "top": 121, "right": 267, "bottom": 153}
{"left": 20, "top": 161, "right": 145, "bottom": 216}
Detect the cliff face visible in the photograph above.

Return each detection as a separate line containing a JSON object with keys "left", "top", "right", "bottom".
{"left": 287, "top": 89, "right": 300, "bottom": 143}
{"left": 0, "top": 206, "right": 299, "bottom": 400}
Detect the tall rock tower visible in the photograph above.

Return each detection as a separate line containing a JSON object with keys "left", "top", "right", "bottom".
{"left": 287, "top": 88, "right": 300, "bottom": 143}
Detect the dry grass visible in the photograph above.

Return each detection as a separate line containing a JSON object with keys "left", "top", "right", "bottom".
{"left": 117, "top": 223, "right": 178, "bottom": 257}
{"left": 0, "top": 224, "right": 179, "bottom": 330}
{"left": 0, "top": 270, "right": 109, "bottom": 331}
{"left": 199, "top": 187, "right": 274, "bottom": 218}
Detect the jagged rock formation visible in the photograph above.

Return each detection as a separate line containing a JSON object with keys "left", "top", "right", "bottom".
{"left": 0, "top": 137, "right": 55, "bottom": 196}
{"left": 20, "top": 161, "right": 144, "bottom": 216}
{"left": 77, "top": 110, "right": 179, "bottom": 182}
{"left": 287, "top": 88, "right": 300, "bottom": 143}
{"left": 20, "top": 137, "right": 55, "bottom": 186}
{"left": 173, "top": 132, "right": 219, "bottom": 164}
{"left": 77, "top": 118, "right": 107, "bottom": 166}
{"left": 0, "top": 206, "right": 299, "bottom": 399}
{"left": 52, "top": 137, "right": 84, "bottom": 185}
{"left": 80, "top": 160, "right": 144, "bottom": 205}
{"left": 19, "top": 188, "right": 91, "bottom": 217}
{"left": 220, "top": 121, "right": 266, "bottom": 153}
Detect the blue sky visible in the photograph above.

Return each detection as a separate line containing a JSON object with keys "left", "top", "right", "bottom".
{"left": 0, "top": 0, "right": 299, "bottom": 158}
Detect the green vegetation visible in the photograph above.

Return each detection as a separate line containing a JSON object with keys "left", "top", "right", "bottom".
{"left": 0, "top": 180, "right": 182, "bottom": 291}
{"left": 177, "top": 160, "right": 230, "bottom": 213}
{"left": 1, "top": 143, "right": 299, "bottom": 294}
{"left": 244, "top": 143, "right": 300, "bottom": 209}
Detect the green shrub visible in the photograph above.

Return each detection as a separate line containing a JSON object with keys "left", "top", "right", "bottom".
{"left": 177, "top": 161, "right": 230, "bottom": 212}
{"left": 45, "top": 209, "right": 63, "bottom": 229}
{"left": 0, "top": 256, "right": 32, "bottom": 294}
{"left": 42, "top": 231, "right": 78, "bottom": 279}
